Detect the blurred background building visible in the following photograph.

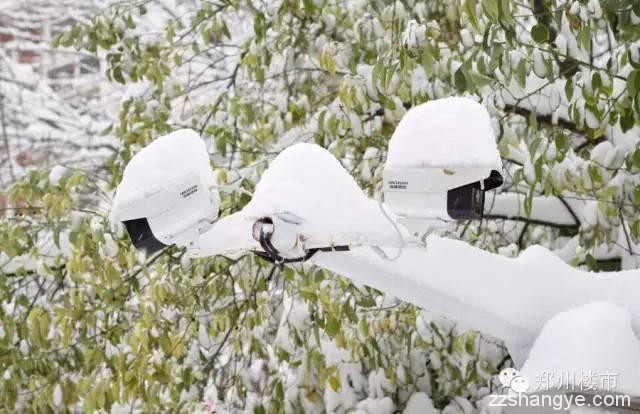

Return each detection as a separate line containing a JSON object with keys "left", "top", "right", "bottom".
{"left": 0, "top": 0, "right": 118, "bottom": 191}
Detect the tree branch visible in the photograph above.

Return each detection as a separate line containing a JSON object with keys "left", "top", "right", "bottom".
{"left": 503, "top": 104, "right": 599, "bottom": 139}
{"left": 0, "top": 92, "right": 15, "bottom": 183}
{"left": 484, "top": 213, "right": 579, "bottom": 230}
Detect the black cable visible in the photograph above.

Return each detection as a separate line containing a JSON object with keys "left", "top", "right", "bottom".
{"left": 253, "top": 218, "right": 350, "bottom": 264}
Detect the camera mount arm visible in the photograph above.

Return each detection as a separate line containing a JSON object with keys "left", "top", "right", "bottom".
{"left": 251, "top": 216, "right": 350, "bottom": 264}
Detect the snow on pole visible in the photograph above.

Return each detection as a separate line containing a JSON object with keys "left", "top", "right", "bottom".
{"left": 520, "top": 302, "right": 640, "bottom": 396}
{"left": 311, "top": 236, "right": 640, "bottom": 368}
{"left": 199, "top": 143, "right": 404, "bottom": 256}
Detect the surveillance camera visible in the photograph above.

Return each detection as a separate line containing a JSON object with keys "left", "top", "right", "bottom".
{"left": 382, "top": 97, "right": 504, "bottom": 231}
{"left": 113, "top": 172, "right": 219, "bottom": 255}
{"left": 382, "top": 166, "right": 503, "bottom": 221}
{"left": 110, "top": 129, "right": 220, "bottom": 256}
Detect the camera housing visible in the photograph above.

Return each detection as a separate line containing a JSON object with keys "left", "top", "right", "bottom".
{"left": 113, "top": 172, "right": 218, "bottom": 255}
{"left": 383, "top": 166, "right": 503, "bottom": 222}
{"left": 382, "top": 97, "right": 504, "bottom": 234}
{"left": 110, "top": 129, "right": 219, "bottom": 256}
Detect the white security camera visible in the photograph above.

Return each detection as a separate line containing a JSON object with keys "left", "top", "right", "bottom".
{"left": 382, "top": 97, "right": 503, "bottom": 234}
{"left": 114, "top": 172, "right": 218, "bottom": 255}
{"left": 110, "top": 129, "right": 219, "bottom": 255}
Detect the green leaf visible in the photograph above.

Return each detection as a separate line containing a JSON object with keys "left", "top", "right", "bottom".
{"left": 592, "top": 72, "right": 602, "bottom": 92}
{"left": 554, "top": 132, "right": 568, "bottom": 156}
{"left": 565, "top": 78, "right": 574, "bottom": 101}
{"left": 325, "top": 315, "right": 341, "bottom": 337}
{"left": 579, "top": 28, "right": 591, "bottom": 53}
{"left": 303, "top": 0, "right": 315, "bottom": 15}
{"left": 464, "top": 0, "right": 479, "bottom": 30}
{"left": 465, "top": 332, "right": 476, "bottom": 354}
{"left": 498, "top": 0, "right": 514, "bottom": 27}
{"left": 329, "top": 375, "right": 341, "bottom": 391}
{"left": 468, "top": 70, "right": 494, "bottom": 89}
{"left": 627, "top": 70, "right": 640, "bottom": 96}
{"left": 454, "top": 67, "right": 467, "bottom": 92}
{"left": 482, "top": 0, "right": 499, "bottom": 20}
{"left": 634, "top": 188, "right": 640, "bottom": 206}
{"left": 358, "top": 319, "right": 369, "bottom": 339}
{"left": 528, "top": 111, "right": 538, "bottom": 131}
{"left": 422, "top": 50, "right": 434, "bottom": 77}
{"left": 342, "top": 301, "right": 357, "bottom": 323}
{"left": 515, "top": 59, "right": 526, "bottom": 89}
{"left": 253, "top": 12, "right": 266, "bottom": 42}
{"left": 275, "top": 380, "right": 285, "bottom": 402}
{"left": 531, "top": 24, "right": 549, "bottom": 43}
{"left": 631, "top": 220, "right": 640, "bottom": 239}
{"left": 524, "top": 191, "right": 533, "bottom": 217}
{"left": 221, "top": 21, "right": 231, "bottom": 39}
{"left": 112, "top": 66, "right": 125, "bottom": 84}
{"left": 620, "top": 110, "right": 634, "bottom": 133}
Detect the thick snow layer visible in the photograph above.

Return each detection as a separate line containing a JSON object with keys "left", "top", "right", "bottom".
{"left": 355, "top": 397, "right": 394, "bottom": 414}
{"left": 385, "top": 97, "right": 501, "bottom": 170}
{"left": 403, "top": 392, "right": 437, "bottom": 414}
{"left": 48, "top": 165, "right": 69, "bottom": 186}
{"left": 111, "top": 129, "right": 215, "bottom": 220}
{"left": 311, "top": 237, "right": 640, "bottom": 366}
{"left": 200, "top": 143, "right": 402, "bottom": 255}
{"left": 520, "top": 302, "right": 640, "bottom": 396}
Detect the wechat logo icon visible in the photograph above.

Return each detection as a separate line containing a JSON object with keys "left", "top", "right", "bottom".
{"left": 499, "top": 368, "right": 529, "bottom": 393}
